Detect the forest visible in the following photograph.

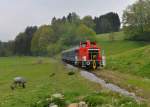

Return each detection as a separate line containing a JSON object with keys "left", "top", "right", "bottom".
{"left": 0, "top": 12, "right": 120, "bottom": 56}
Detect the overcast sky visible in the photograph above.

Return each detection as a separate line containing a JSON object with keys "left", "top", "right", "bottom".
{"left": 0, "top": 0, "right": 137, "bottom": 41}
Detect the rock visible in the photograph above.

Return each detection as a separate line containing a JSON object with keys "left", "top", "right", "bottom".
{"left": 49, "top": 104, "right": 58, "bottom": 107}
{"left": 51, "top": 93, "right": 64, "bottom": 99}
{"left": 49, "top": 103, "right": 58, "bottom": 107}
{"left": 68, "top": 103, "right": 78, "bottom": 107}
{"left": 78, "top": 101, "right": 88, "bottom": 107}
{"left": 68, "top": 102, "right": 88, "bottom": 107}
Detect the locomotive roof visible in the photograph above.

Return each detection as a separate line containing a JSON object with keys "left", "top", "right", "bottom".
{"left": 62, "top": 40, "right": 99, "bottom": 53}
{"left": 61, "top": 46, "right": 79, "bottom": 53}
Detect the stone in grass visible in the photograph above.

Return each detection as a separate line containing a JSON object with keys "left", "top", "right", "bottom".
{"left": 49, "top": 73, "right": 55, "bottom": 77}
{"left": 49, "top": 103, "right": 58, "bottom": 107}
{"left": 68, "top": 103, "right": 78, "bottom": 107}
{"left": 68, "top": 101, "right": 88, "bottom": 107}
{"left": 51, "top": 93, "right": 64, "bottom": 99}
{"left": 50, "top": 93, "right": 66, "bottom": 106}
{"left": 68, "top": 70, "right": 75, "bottom": 75}
{"left": 78, "top": 101, "right": 88, "bottom": 107}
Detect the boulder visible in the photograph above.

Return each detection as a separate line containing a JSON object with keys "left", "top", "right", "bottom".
{"left": 68, "top": 102, "right": 88, "bottom": 107}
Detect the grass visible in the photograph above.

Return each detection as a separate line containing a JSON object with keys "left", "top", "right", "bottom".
{"left": 0, "top": 57, "right": 99, "bottom": 107}
{"left": 95, "top": 70, "right": 150, "bottom": 104}
{"left": 97, "top": 40, "right": 146, "bottom": 56}
{"left": 107, "top": 45, "right": 150, "bottom": 78}
{"left": 96, "top": 31, "right": 147, "bottom": 55}
{"left": 95, "top": 31, "right": 150, "bottom": 105}
{"left": 96, "top": 31, "right": 125, "bottom": 41}
{"left": 0, "top": 57, "right": 146, "bottom": 107}
{"left": 96, "top": 31, "right": 149, "bottom": 77}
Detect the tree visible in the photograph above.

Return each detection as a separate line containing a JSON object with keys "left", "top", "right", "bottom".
{"left": 123, "top": 0, "right": 150, "bottom": 41}
{"left": 67, "top": 12, "right": 80, "bottom": 24}
{"left": 0, "top": 41, "right": 14, "bottom": 56}
{"left": 14, "top": 26, "right": 37, "bottom": 55}
{"left": 82, "top": 16, "right": 95, "bottom": 29}
{"left": 31, "top": 25, "right": 54, "bottom": 55}
{"left": 51, "top": 17, "right": 57, "bottom": 25}
{"left": 14, "top": 33, "right": 28, "bottom": 55}
{"left": 94, "top": 12, "right": 121, "bottom": 34}
{"left": 47, "top": 43, "right": 62, "bottom": 57}
{"left": 76, "top": 24, "right": 96, "bottom": 42}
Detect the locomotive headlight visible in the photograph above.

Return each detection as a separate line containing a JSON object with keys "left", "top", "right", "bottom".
{"left": 82, "top": 56, "right": 86, "bottom": 61}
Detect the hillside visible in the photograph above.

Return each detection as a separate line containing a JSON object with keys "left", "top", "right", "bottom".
{"left": 96, "top": 31, "right": 149, "bottom": 78}
{"left": 107, "top": 45, "right": 150, "bottom": 78}
{"left": 96, "top": 32, "right": 150, "bottom": 105}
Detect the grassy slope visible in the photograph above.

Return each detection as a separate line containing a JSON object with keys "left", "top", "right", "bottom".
{"left": 96, "top": 32, "right": 146, "bottom": 55}
{"left": 96, "top": 31, "right": 149, "bottom": 77}
{"left": 0, "top": 57, "right": 145, "bottom": 107}
{"left": 96, "top": 31, "right": 150, "bottom": 104}
{"left": 107, "top": 45, "right": 150, "bottom": 77}
{"left": 96, "top": 31, "right": 125, "bottom": 41}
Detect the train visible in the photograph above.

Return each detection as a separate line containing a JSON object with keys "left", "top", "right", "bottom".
{"left": 62, "top": 40, "right": 104, "bottom": 70}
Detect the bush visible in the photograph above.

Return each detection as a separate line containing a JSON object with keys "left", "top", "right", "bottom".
{"left": 68, "top": 71, "right": 75, "bottom": 75}
{"left": 131, "top": 32, "right": 150, "bottom": 41}
{"left": 30, "top": 96, "right": 66, "bottom": 107}
{"left": 84, "top": 93, "right": 106, "bottom": 106}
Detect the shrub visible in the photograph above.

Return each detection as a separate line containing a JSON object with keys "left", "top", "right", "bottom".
{"left": 84, "top": 93, "right": 106, "bottom": 106}
{"left": 68, "top": 71, "right": 75, "bottom": 75}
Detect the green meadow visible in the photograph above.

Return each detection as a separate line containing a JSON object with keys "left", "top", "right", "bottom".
{"left": 0, "top": 57, "right": 146, "bottom": 107}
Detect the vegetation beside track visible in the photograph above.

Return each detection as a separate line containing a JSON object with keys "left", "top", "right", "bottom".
{"left": 96, "top": 31, "right": 149, "bottom": 78}
{"left": 96, "top": 31, "right": 150, "bottom": 105}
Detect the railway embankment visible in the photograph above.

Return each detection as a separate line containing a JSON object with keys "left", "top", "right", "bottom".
{"left": 66, "top": 64, "right": 143, "bottom": 103}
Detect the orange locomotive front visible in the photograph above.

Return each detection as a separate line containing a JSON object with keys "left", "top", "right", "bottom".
{"left": 62, "top": 40, "right": 102, "bottom": 70}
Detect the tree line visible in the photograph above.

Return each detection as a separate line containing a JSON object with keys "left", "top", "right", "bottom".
{"left": 123, "top": 0, "right": 150, "bottom": 41}
{"left": 0, "top": 12, "right": 121, "bottom": 56}
{"left": 94, "top": 12, "right": 120, "bottom": 34}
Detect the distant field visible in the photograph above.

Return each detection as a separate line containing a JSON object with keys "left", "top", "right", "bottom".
{"left": 0, "top": 57, "right": 145, "bottom": 107}
{"left": 96, "top": 31, "right": 125, "bottom": 41}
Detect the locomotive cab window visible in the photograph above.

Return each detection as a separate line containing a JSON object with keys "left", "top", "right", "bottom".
{"left": 88, "top": 49, "right": 99, "bottom": 60}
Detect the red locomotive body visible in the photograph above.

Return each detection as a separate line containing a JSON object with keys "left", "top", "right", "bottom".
{"left": 62, "top": 40, "right": 102, "bottom": 70}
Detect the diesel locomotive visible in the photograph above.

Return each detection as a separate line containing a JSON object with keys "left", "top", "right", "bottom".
{"left": 62, "top": 40, "right": 103, "bottom": 70}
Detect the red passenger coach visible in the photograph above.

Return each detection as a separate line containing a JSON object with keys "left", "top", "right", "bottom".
{"left": 62, "top": 40, "right": 102, "bottom": 70}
